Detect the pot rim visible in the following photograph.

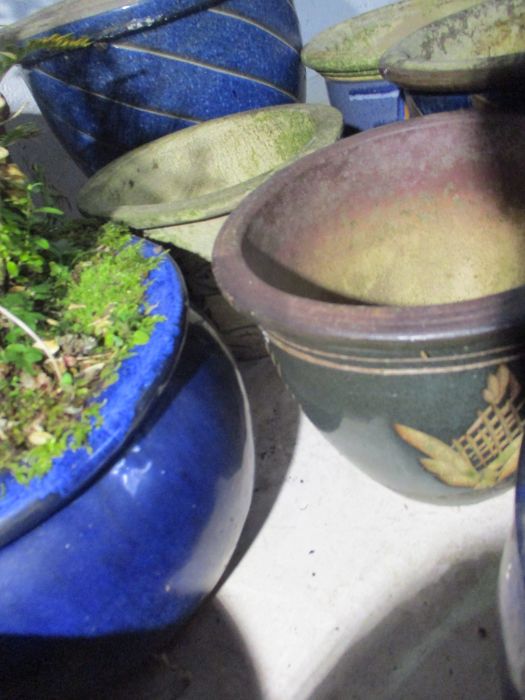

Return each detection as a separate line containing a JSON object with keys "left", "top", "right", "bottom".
{"left": 301, "top": 0, "right": 480, "bottom": 79}
{"left": 379, "top": 0, "right": 525, "bottom": 93}
{"left": 78, "top": 103, "right": 343, "bottom": 229}
{"left": 0, "top": 239, "right": 187, "bottom": 549}
{"left": 0, "top": 0, "right": 223, "bottom": 54}
{"left": 212, "top": 110, "right": 525, "bottom": 346}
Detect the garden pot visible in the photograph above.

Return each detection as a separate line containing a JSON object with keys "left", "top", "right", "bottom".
{"left": 78, "top": 103, "right": 343, "bottom": 359}
{"left": 1, "top": 0, "right": 305, "bottom": 174}
{"left": 301, "top": 0, "right": 479, "bottom": 132}
{"left": 0, "top": 244, "right": 254, "bottom": 647}
{"left": 380, "top": 0, "right": 525, "bottom": 117}
{"left": 213, "top": 110, "right": 525, "bottom": 505}
{"left": 499, "top": 454, "right": 525, "bottom": 700}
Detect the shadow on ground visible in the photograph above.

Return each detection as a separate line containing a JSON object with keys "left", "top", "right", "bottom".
{"left": 309, "top": 550, "right": 512, "bottom": 700}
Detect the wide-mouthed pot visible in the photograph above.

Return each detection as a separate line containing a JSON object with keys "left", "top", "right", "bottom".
{"left": 79, "top": 103, "right": 342, "bottom": 359}
{"left": 380, "top": 0, "right": 525, "bottom": 118}
{"left": 213, "top": 110, "right": 525, "bottom": 505}
{"left": 0, "top": 246, "right": 254, "bottom": 658}
{"left": 301, "top": 0, "right": 478, "bottom": 132}
{"left": 1, "top": 0, "right": 305, "bottom": 174}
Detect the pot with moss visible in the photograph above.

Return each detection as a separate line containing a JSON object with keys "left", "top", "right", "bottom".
{"left": 78, "top": 103, "right": 342, "bottom": 358}
{"left": 380, "top": 0, "right": 525, "bottom": 118}
{"left": 0, "top": 0, "right": 305, "bottom": 175}
{"left": 301, "top": 0, "right": 478, "bottom": 132}
{"left": 0, "top": 139, "right": 254, "bottom": 657}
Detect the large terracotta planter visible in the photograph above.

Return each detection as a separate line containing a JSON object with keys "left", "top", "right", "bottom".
{"left": 301, "top": 0, "right": 479, "bottom": 132}
{"left": 1, "top": 0, "right": 305, "bottom": 174}
{"left": 380, "top": 0, "right": 525, "bottom": 118}
{"left": 213, "top": 110, "right": 525, "bottom": 505}
{"left": 78, "top": 103, "right": 342, "bottom": 358}
{"left": 0, "top": 244, "right": 254, "bottom": 651}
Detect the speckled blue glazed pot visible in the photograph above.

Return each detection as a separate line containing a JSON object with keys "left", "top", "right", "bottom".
{"left": 0, "top": 244, "right": 254, "bottom": 648}
{"left": 213, "top": 111, "right": 525, "bottom": 506}
{"left": 500, "top": 447, "right": 525, "bottom": 699}
{"left": 2, "top": 0, "right": 304, "bottom": 174}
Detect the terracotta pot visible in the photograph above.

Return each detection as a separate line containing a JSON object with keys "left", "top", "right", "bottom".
{"left": 213, "top": 110, "right": 525, "bottom": 504}
{"left": 301, "top": 0, "right": 479, "bottom": 132}
{"left": 2, "top": 0, "right": 305, "bottom": 174}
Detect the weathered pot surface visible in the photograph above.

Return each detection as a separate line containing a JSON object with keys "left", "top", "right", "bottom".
{"left": 77, "top": 103, "right": 343, "bottom": 236}
{"left": 380, "top": 0, "right": 525, "bottom": 93}
{"left": 213, "top": 110, "right": 525, "bottom": 504}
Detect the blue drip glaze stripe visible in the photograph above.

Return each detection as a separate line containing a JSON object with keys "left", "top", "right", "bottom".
{"left": 208, "top": 7, "right": 301, "bottom": 54}
{"left": 114, "top": 42, "right": 300, "bottom": 101}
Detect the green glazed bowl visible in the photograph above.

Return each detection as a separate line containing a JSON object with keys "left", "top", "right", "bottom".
{"left": 213, "top": 110, "right": 525, "bottom": 505}
{"left": 380, "top": 0, "right": 525, "bottom": 93}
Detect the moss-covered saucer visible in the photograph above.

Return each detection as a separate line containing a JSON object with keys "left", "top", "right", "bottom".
{"left": 380, "top": 0, "right": 525, "bottom": 94}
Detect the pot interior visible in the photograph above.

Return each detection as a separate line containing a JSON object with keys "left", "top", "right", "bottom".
{"left": 240, "top": 114, "right": 525, "bottom": 307}
{"left": 78, "top": 105, "right": 341, "bottom": 226}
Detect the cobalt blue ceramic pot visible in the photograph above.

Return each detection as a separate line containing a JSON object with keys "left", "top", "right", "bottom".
{"left": 2, "top": 0, "right": 305, "bottom": 174}
{"left": 0, "top": 246, "right": 254, "bottom": 649}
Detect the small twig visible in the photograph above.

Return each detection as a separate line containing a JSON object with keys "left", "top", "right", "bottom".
{"left": 0, "top": 303, "right": 62, "bottom": 382}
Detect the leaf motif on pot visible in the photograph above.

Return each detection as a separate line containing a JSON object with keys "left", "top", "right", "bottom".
{"left": 395, "top": 365, "right": 524, "bottom": 489}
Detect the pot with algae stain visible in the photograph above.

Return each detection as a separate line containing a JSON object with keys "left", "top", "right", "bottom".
{"left": 302, "top": 0, "right": 480, "bottom": 132}
{"left": 79, "top": 103, "right": 342, "bottom": 358}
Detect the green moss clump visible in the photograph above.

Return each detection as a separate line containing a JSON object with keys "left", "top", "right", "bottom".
{"left": 0, "top": 164, "right": 165, "bottom": 484}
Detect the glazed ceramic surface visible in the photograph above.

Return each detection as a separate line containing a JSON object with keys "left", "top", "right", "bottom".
{"left": 213, "top": 111, "right": 525, "bottom": 505}
{"left": 500, "top": 471, "right": 525, "bottom": 699}
{"left": 77, "top": 104, "right": 342, "bottom": 242}
{"left": 380, "top": 0, "right": 525, "bottom": 93}
{"left": 0, "top": 250, "right": 254, "bottom": 638}
{"left": 2, "top": 0, "right": 305, "bottom": 174}
{"left": 301, "top": 0, "right": 479, "bottom": 131}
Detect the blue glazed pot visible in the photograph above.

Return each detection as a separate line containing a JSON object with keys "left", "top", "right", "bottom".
{"left": 3, "top": 0, "right": 305, "bottom": 174}
{"left": 326, "top": 78, "right": 406, "bottom": 132}
{"left": 0, "top": 246, "right": 254, "bottom": 646}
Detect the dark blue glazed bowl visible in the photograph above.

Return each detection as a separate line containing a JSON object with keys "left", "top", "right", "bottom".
{"left": 3, "top": 0, "right": 305, "bottom": 174}
{"left": 0, "top": 247, "right": 254, "bottom": 644}
{"left": 325, "top": 77, "right": 407, "bottom": 132}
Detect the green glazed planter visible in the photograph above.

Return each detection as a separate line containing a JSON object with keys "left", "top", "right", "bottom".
{"left": 301, "top": 0, "right": 480, "bottom": 130}
{"left": 78, "top": 103, "right": 342, "bottom": 358}
{"left": 380, "top": 0, "right": 525, "bottom": 93}
{"left": 213, "top": 110, "right": 525, "bottom": 505}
